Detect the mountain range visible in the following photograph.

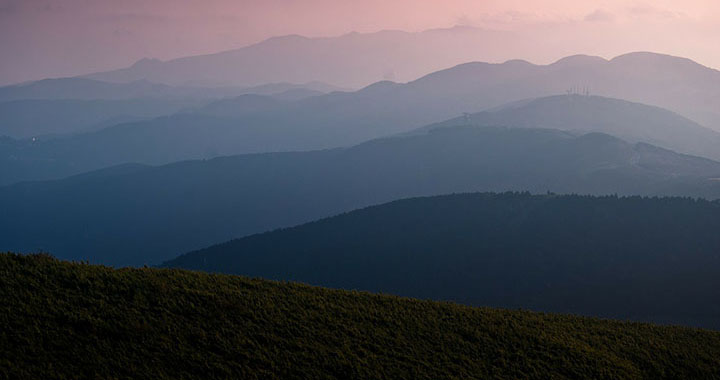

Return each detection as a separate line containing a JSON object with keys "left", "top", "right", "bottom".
{"left": 3, "top": 90, "right": 720, "bottom": 185}
{"left": 3, "top": 124, "right": 720, "bottom": 267}
{"left": 3, "top": 51, "right": 720, "bottom": 186}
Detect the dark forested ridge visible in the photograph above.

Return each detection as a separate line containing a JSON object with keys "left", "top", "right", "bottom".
{"left": 3, "top": 253, "right": 720, "bottom": 380}
{"left": 3, "top": 126, "right": 720, "bottom": 267}
{"left": 166, "top": 192, "right": 720, "bottom": 329}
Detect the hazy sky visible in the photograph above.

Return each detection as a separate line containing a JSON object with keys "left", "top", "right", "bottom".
{"left": 1, "top": 0, "right": 720, "bottom": 85}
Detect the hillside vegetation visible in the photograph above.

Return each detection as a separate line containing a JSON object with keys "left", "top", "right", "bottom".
{"left": 2, "top": 253, "right": 720, "bottom": 379}
{"left": 167, "top": 192, "right": 720, "bottom": 329}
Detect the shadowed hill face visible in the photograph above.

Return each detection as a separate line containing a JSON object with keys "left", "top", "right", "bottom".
{"left": 420, "top": 95, "right": 720, "bottom": 161}
{"left": 2, "top": 126, "right": 720, "bottom": 267}
{"left": 164, "top": 192, "right": 720, "bottom": 329}
{"left": 4, "top": 253, "right": 720, "bottom": 379}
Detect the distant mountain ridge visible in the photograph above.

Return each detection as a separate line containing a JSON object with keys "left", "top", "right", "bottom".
{"left": 2, "top": 125, "right": 720, "bottom": 266}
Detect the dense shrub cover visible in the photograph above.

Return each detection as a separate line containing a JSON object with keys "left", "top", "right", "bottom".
{"left": 2, "top": 253, "right": 720, "bottom": 379}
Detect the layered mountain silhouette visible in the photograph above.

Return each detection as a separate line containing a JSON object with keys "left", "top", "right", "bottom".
{"left": 164, "top": 192, "right": 720, "bottom": 329}
{"left": 2, "top": 90, "right": 718, "bottom": 185}
{"left": 2, "top": 125, "right": 719, "bottom": 266}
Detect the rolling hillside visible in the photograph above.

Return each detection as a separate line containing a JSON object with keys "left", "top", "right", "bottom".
{"left": 3, "top": 253, "right": 720, "bottom": 379}
{"left": 3, "top": 126, "right": 720, "bottom": 267}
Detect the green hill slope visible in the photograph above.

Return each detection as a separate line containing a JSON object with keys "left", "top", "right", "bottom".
{"left": 2, "top": 253, "right": 720, "bottom": 379}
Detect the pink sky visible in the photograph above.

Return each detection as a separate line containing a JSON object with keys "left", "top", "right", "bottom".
{"left": 1, "top": 0, "right": 720, "bottom": 85}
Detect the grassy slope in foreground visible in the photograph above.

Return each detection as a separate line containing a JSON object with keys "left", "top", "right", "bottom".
{"left": 2, "top": 254, "right": 720, "bottom": 379}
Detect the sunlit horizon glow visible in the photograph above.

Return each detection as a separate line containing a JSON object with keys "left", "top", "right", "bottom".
{"left": 1, "top": 0, "right": 719, "bottom": 85}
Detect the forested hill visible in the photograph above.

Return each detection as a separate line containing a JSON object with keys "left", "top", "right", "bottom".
{"left": 166, "top": 192, "right": 720, "bottom": 329}
{"left": 3, "top": 253, "right": 720, "bottom": 379}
